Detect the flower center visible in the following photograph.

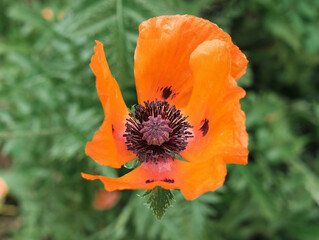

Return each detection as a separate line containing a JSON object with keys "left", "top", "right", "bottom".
{"left": 123, "top": 100, "right": 193, "bottom": 162}
{"left": 140, "top": 115, "right": 173, "bottom": 146}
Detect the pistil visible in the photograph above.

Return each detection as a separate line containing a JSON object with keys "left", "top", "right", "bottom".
{"left": 140, "top": 115, "right": 173, "bottom": 146}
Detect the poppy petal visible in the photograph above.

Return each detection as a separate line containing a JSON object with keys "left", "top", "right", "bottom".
{"left": 134, "top": 15, "right": 248, "bottom": 109}
{"left": 181, "top": 40, "right": 248, "bottom": 164}
{"left": 175, "top": 157, "right": 227, "bottom": 200}
{"left": 81, "top": 157, "right": 226, "bottom": 200}
{"left": 86, "top": 41, "right": 135, "bottom": 168}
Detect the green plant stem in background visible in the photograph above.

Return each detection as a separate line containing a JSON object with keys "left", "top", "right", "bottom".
{"left": 0, "top": 129, "right": 64, "bottom": 139}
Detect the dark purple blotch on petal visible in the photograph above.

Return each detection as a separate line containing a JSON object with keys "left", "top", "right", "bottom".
{"left": 162, "top": 178, "right": 175, "bottom": 183}
{"left": 145, "top": 179, "right": 175, "bottom": 184}
{"left": 162, "top": 86, "right": 172, "bottom": 100}
{"left": 199, "top": 119, "right": 209, "bottom": 136}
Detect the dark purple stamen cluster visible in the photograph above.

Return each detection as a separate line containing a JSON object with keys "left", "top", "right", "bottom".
{"left": 124, "top": 100, "right": 193, "bottom": 162}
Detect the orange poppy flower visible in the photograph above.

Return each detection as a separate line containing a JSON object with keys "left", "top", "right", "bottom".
{"left": 93, "top": 189, "right": 121, "bottom": 210}
{"left": 82, "top": 15, "right": 248, "bottom": 200}
{"left": 0, "top": 177, "right": 8, "bottom": 203}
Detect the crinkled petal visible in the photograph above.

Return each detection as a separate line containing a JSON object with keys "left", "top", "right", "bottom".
{"left": 181, "top": 40, "right": 248, "bottom": 165}
{"left": 86, "top": 41, "right": 135, "bottom": 168}
{"left": 134, "top": 15, "right": 248, "bottom": 109}
{"left": 82, "top": 157, "right": 226, "bottom": 200}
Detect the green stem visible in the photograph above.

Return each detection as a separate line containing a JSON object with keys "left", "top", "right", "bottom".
{"left": 88, "top": 195, "right": 135, "bottom": 239}
{"left": 116, "top": 0, "right": 133, "bottom": 88}
{"left": 0, "top": 128, "right": 64, "bottom": 139}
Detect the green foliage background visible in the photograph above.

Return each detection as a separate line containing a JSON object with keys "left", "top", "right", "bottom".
{"left": 0, "top": 0, "right": 319, "bottom": 239}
